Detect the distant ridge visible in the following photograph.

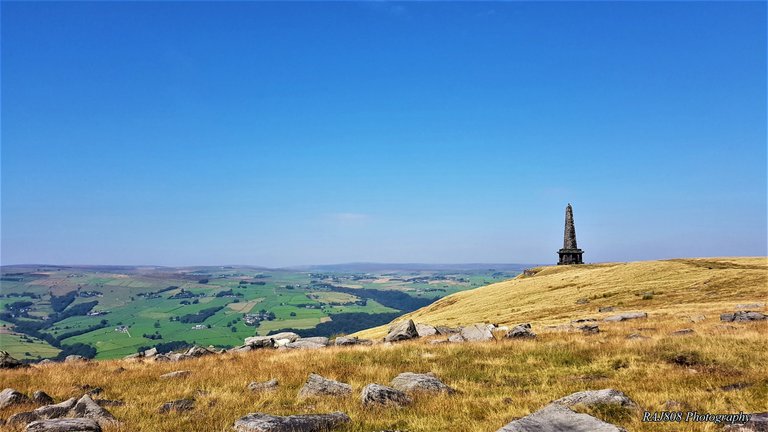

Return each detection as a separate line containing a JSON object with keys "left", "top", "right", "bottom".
{"left": 281, "top": 263, "right": 539, "bottom": 272}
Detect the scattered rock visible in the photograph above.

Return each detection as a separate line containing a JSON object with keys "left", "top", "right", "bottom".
{"left": 64, "top": 355, "right": 89, "bottom": 363}
{"left": 460, "top": 323, "right": 494, "bottom": 342}
{"left": 553, "top": 389, "right": 637, "bottom": 409}
{"left": 0, "top": 350, "right": 29, "bottom": 369}
{"left": 720, "top": 311, "right": 767, "bottom": 322}
{"left": 448, "top": 334, "right": 465, "bottom": 343}
{"left": 578, "top": 324, "right": 600, "bottom": 334}
{"left": 267, "top": 332, "right": 300, "bottom": 343}
{"left": 384, "top": 320, "right": 419, "bottom": 342}
{"left": 233, "top": 412, "right": 351, "bottom": 432}
{"left": 496, "top": 403, "right": 627, "bottom": 432}
{"left": 8, "top": 411, "right": 40, "bottom": 425}
{"left": 0, "top": 388, "right": 31, "bottom": 409}
{"left": 168, "top": 353, "right": 191, "bottom": 362}
{"left": 94, "top": 399, "right": 124, "bottom": 407}
{"left": 158, "top": 398, "right": 195, "bottom": 413}
{"left": 248, "top": 379, "right": 279, "bottom": 392}
{"left": 415, "top": 324, "right": 437, "bottom": 337}
{"left": 736, "top": 303, "right": 765, "bottom": 310}
{"left": 299, "top": 337, "right": 330, "bottom": 345}
{"left": 390, "top": 372, "right": 455, "bottom": 394}
{"left": 34, "top": 397, "right": 77, "bottom": 419}
{"left": 160, "top": 370, "right": 191, "bottom": 379}
{"left": 185, "top": 346, "right": 216, "bottom": 357}
{"left": 598, "top": 306, "right": 615, "bottom": 313}
{"left": 298, "top": 374, "right": 352, "bottom": 399}
{"left": 72, "top": 394, "right": 117, "bottom": 423}
{"left": 505, "top": 323, "right": 536, "bottom": 339}
{"left": 285, "top": 339, "right": 327, "bottom": 350}
{"left": 153, "top": 354, "right": 171, "bottom": 362}
{"left": 244, "top": 336, "right": 275, "bottom": 348}
{"left": 571, "top": 318, "right": 597, "bottom": 323}
{"left": 33, "top": 391, "right": 55, "bottom": 405}
{"left": 670, "top": 329, "right": 695, "bottom": 336}
{"left": 435, "top": 326, "right": 459, "bottom": 335}
{"left": 25, "top": 418, "right": 102, "bottom": 432}
{"left": 334, "top": 336, "right": 371, "bottom": 346}
{"left": 604, "top": 312, "right": 647, "bottom": 322}
{"left": 361, "top": 384, "right": 412, "bottom": 407}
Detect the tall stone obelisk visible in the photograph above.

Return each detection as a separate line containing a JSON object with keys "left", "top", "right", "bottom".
{"left": 558, "top": 204, "right": 584, "bottom": 265}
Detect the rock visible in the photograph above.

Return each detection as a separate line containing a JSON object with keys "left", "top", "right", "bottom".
{"left": 720, "top": 311, "right": 767, "bottom": 322}
{"left": 724, "top": 412, "right": 768, "bottom": 432}
{"left": 334, "top": 336, "right": 371, "bottom": 346}
{"left": 233, "top": 412, "right": 351, "bottom": 432}
{"left": 266, "top": 332, "right": 300, "bottom": 342}
{"left": 33, "top": 391, "right": 55, "bottom": 405}
{"left": 384, "top": 319, "right": 419, "bottom": 342}
{"left": 495, "top": 403, "right": 627, "bottom": 432}
{"left": 64, "top": 355, "right": 89, "bottom": 363}
{"left": 604, "top": 312, "right": 647, "bottom": 322}
{"left": 626, "top": 333, "right": 649, "bottom": 340}
{"left": 361, "top": 384, "right": 412, "bottom": 407}
{"left": 505, "top": 323, "right": 536, "bottom": 339}
{"left": 94, "top": 399, "right": 124, "bottom": 407}
{"left": 9, "top": 411, "right": 40, "bottom": 425}
{"left": 273, "top": 339, "right": 292, "bottom": 347}
{"left": 144, "top": 347, "right": 158, "bottom": 357}
{"left": 460, "top": 323, "right": 494, "bottom": 342}
{"left": 285, "top": 340, "right": 327, "bottom": 350}
{"left": 670, "top": 328, "right": 695, "bottom": 336}
{"left": 25, "top": 418, "right": 102, "bottom": 432}
{"left": 415, "top": 324, "right": 437, "bottom": 337}
{"left": 36, "top": 359, "right": 55, "bottom": 366}
{"left": 598, "top": 306, "right": 615, "bottom": 313}
{"left": 72, "top": 394, "right": 117, "bottom": 423}
{"left": 448, "top": 334, "right": 465, "bottom": 343}
{"left": 435, "top": 326, "right": 460, "bottom": 335}
{"left": 0, "top": 388, "right": 31, "bottom": 409}
{"left": 153, "top": 354, "right": 171, "bottom": 362}
{"left": 736, "top": 303, "right": 765, "bottom": 310}
{"left": 229, "top": 345, "right": 253, "bottom": 353}
{"left": 390, "top": 372, "right": 455, "bottom": 394}
{"left": 578, "top": 324, "right": 600, "bottom": 334}
{"left": 553, "top": 389, "right": 637, "bottom": 409}
{"left": 158, "top": 398, "right": 195, "bottom": 413}
{"left": 248, "top": 379, "right": 279, "bottom": 392}
{"left": 168, "top": 353, "right": 191, "bottom": 362}
{"left": 571, "top": 318, "right": 597, "bottom": 323}
{"left": 160, "top": 370, "right": 191, "bottom": 379}
{"left": 244, "top": 336, "right": 275, "bottom": 348}
{"left": 298, "top": 337, "right": 330, "bottom": 346}
{"left": 186, "top": 345, "right": 216, "bottom": 357}
{"left": 298, "top": 374, "right": 352, "bottom": 399}
{"left": 0, "top": 350, "right": 29, "bottom": 369}
{"left": 34, "top": 397, "right": 77, "bottom": 419}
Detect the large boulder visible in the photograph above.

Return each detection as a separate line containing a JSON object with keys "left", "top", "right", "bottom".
{"left": 72, "top": 394, "right": 117, "bottom": 424}
{"left": 285, "top": 339, "right": 327, "bottom": 350}
{"left": 144, "top": 347, "right": 158, "bottom": 357}
{"left": 233, "top": 412, "right": 350, "bottom": 432}
{"left": 448, "top": 334, "right": 465, "bottom": 343}
{"left": 384, "top": 320, "right": 419, "bottom": 342}
{"left": 361, "top": 384, "right": 412, "bottom": 407}
{"left": 390, "top": 372, "right": 455, "bottom": 394}
{"left": 25, "top": 418, "right": 102, "bottom": 432}
{"left": 33, "top": 391, "right": 55, "bottom": 405}
{"left": 267, "top": 332, "right": 300, "bottom": 343}
{"left": 8, "top": 411, "right": 40, "bottom": 425}
{"left": 460, "top": 323, "right": 494, "bottom": 342}
{"left": 720, "top": 311, "right": 767, "bottom": 322}
{"left": 0, "top": 350, "right": 29, "bottom": 369}
{"left": 553, "top": 389, "right": 637, "bottom": 409}
{"left": 415, "top": 324, "right": 437, "bottom": 337}
{"left": 435, "top": 326, "right": 460, "bottom": 335}
{"left": 248, "top": 379, "right": 279, "bottom": 392}
{"left": 505, "top": 323, "right": 536, "bottom": 339}
{"left": 604, "top": 312, "right": 647, "bottom": 322}
{"left": 298, "top": 374, "right": 352, "bottom": 399}
{"left": 334, "top": 336, "right": 372, "bottom": 346}
{"left": 0, "top": 388, "right": 31, "bottom": 409}
{"left": 244, "top": 336, "right": 275, "bottom": 349}
{"left": 496, "top": 403, "right": 626, "bottom": 432}
{"left": 296, "top": 337, "right": 329, "bottom": 346}
{"left": 34, "top": 397, "right": 77, "bottom": 419}
{"left": 185, "top": 345, "right": 216, "bottom": 357}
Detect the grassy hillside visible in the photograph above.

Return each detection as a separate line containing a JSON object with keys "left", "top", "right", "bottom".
{"left": 353, "top": 257, "right": 768, "bottom": 339}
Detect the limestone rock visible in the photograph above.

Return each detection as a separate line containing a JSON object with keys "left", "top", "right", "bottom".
{"left": 334, "top": 336, "right": 371, "bottom": 346}
{"left": 390, "top": 372, "right": 455, "bottom": 394}
{"left": 233, "top": 412, "right": 351, "bottom": 432}
{"left": 248, "top": 379, "right": 278, "bottom": 392}
{"left": 496, "top": 403, "right": 627, "bottom": 432}
{"left": 553, "top": 389, "right": 637, "bottom": 409}
{"left": 64, "top": 355, "right": 89, "bottom": 363}
{"left": 158, "top": 398, "right": 195, "bottom": 413}
{"left": 298, "top": 374, "right": 352, "bottom": 399}
{"left": 720, "top": 311, "right": 767, "bottom": 322}
{"left": 25, "top": 418, "right": 102, "bottom": 432}
{"left": 415, "top": 324, "right": 437, "bottom": 337}
{"left": 0, "top": 350, "right": 28, "bottom": 369}
{"left": 34, "top": 397, "right": 77, "bottom": 419}
{"left": 0, "top": 388, "right": 31, "bottom": 409}
{"left": 361, "top": 384, "right": 412, "bottom": 407}
{"left": 33, "top": 391, "right": 55, "bottom": 405}
{"left": 384, "top": 320, "right": 419, "bottom": 342}
{"left": 505, "top": 323, "right": 536, "bottom": 339}
{"left": 604, "top": 312, "right": 647, "bottom": 322}
{"left": 460, "top": 323, "right": 494, "bottom": 341}
{"left": 72, "top": 394, "right": 117, "bottom": 423}
{"left": 160, "top": 370, "right": 191, "bottom": 379}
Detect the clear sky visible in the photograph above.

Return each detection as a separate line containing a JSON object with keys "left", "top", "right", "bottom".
{"left": 1, "top": 1, "right": 766, "bottom": 267}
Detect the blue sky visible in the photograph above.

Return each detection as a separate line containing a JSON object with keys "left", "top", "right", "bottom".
{"left": 1, "top": 2, "right": 766, "bottom": 266}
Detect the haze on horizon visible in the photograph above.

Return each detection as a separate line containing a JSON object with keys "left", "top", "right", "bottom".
{"left": 1, "top": 2, "right": 766, "bottom": 268}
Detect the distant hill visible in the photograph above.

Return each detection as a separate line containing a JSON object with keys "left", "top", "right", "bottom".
{"left": 282, "top": 263, "right": 537, "bottom": 272}
{"left": 353, "top": 257, "right": 768, "bottom": 339}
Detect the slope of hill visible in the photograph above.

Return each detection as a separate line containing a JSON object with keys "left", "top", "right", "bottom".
{"left": 353, "top": 257, "right": 768, "bottom": 340}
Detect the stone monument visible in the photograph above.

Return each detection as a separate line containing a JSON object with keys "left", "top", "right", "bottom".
{"left": 558, "top": 204, "right": 584, "bottom": 265}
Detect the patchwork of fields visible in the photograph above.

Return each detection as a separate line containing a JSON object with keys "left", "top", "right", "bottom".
{"left": 0, "top": 264, "right": 524, "bottom": 360}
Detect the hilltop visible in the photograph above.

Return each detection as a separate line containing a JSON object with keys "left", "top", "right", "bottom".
{"left": 353, "top": 257, "right": 768, "bottom": 339}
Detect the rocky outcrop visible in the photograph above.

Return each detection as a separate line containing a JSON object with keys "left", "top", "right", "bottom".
{"left": 435, "top": 326, "right": 460, "bottom": 335}
{"left": 248, "top": 379, "right": 279, "bottom": 392}
{"left": 0, "top": 388, "right": 31, "bottom": 409}
{"left": 158, "top": 398, "right": 195, "bottom": 413}
{"left": 604, "top": 312, "right": 647, "bottom": 322}
{"left": 233, "top": 412, "right": 351, "bottom": 432}
{"left": 285, "top": 338, "right": 328, "bottom": 350}
{"left": 32, "top": 391, "right": 54, "bottom": 405}
{"left": 244, "top": 336, "right": 275, "bottom": 349}
{"left": 8, "top": 411, "right": 40, "bottom": 425}
{"left": 64, "top": 355, "right": 89, "bottom": 363}
{"left": 553, "top": 389, "right": 637, "bottom": 409}
{"left": 25, "top": 418, "right": 102, "bottom": 432}
{"left": 384, "top": 320, "right": 419, "bottom": 342}
{"left": 390, "top": 372, "right": 455, "bottom": 394}
{"left": 160, "top": 370, "right": 191, "bottom": 379}
{"left": 361, "top": 384, "right": 412, "bottom": 407}
{"left": 267, "top": 332, "right": 300, "bottom": 343}
{"left": 415, "top": 324, "right": 437, "bottom": 337}
{"left": 72, "top": 394, "right": 117, "bottom": 424}
{"left": 1, "top": 350, "right": 28, "bottom": 369}
{"left": 448, "top": 334, "right": 465, "bottom": 343}
{"left": 34, "top": 397, "right": 77, "bottom": 419}
{"left": 496, "top": 403, "right": 627, "bottom": 432}
{"left": 298, "top": 374, "right": 352, "bottom": 399}
{"left": 505, "top": 323, "right": 536, "bottom": 339}
{"left": 460, "top": 323, "right": 494, "bottom": 341}
{"left": 720, "top": 311, "right": 767, "bottom": 322}
{"left": 334, "top": 336, "right": 372, "bottom": 346}
{"left": 185, "top": 345, "right": 216, "bottom": 357}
